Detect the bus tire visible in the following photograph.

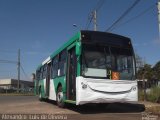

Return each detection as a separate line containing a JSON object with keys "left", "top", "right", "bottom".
{"left": 56, "top": 86, "right": 65, "bottom": 108}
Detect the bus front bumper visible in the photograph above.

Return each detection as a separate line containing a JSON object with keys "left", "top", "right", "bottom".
{"left": 76, "top": 76, "right": 138, "bottom": 105}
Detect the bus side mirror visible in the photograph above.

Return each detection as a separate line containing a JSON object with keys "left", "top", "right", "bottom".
{"left": 31, "top": 73, "right": 36, "bottom": 81}
{"left": 76, "top": 42, "right": 81, "bottom": 56}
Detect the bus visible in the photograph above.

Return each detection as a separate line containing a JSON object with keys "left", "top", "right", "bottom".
{"left": 34, "top": 30, "right": 137, "bottom": 107}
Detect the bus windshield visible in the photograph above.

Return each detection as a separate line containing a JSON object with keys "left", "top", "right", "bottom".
{"left": 82, "top": 44, "right": 135, "bottom": 80}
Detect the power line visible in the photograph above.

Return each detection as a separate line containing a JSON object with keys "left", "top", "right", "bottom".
{"left": 0, "top": 59, "right": 17, "bottom": 64}
{"left": 111, "top": 4, "right": 155, "bottom": 31}
{"left": 86, "top": 13, "right": 94, "bottom": 30}
{"left": 85, "top": 0, "right": 105, "bottom": 30}
{"left": 0, "top": 50, "right": 17, "bottom": 54}
{"left": 0, "top": 70, "right": 17, "bottom": 72}
{"left": 20, "top": 65, "right": 30, "bottom": 80}
{"left": 0, "top": 49, "right": 29, "bottom": 80}
{"left": 106, "top": 0, "right": 141, "bottom": 32}
{"left": 94, "top": 0, "right": 105, "bottom": 11}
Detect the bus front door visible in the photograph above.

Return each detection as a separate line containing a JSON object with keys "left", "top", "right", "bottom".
{"left": 67, "top": 47, "right": 76, "bottom": 101}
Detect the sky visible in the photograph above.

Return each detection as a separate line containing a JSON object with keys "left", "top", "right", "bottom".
{"left": 0, "top": 0, "right": 159, "bottom": 80}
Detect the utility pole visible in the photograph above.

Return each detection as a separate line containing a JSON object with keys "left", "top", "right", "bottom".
{"left": 17, "top": 49, "right": 20, "bottom": 93}
{"left": 142, "top": 58, "right": 147, "bottom": 101}
{"left": 158, "top": 0, "right": 160, "bottom": 35}
{"left": 142, "top": 69, "right": 147, "bottom": 101}
{"left": 93, "top": 10, "right": 97, "bottom": 31}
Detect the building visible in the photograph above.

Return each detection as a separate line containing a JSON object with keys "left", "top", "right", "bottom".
{"left": 0, "top": 79, "right": 34, "bottom": 93}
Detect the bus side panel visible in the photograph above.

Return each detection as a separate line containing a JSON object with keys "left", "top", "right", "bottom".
{"left": 52, "top": 76, "right": 66, "bottom": 100}
{"left": 49, "top": 79, "right": 56, "bottom": 100}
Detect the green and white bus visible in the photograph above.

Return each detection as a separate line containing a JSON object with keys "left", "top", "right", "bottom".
{"left": 34, "top": 30, "right": 137, "bottom": 107}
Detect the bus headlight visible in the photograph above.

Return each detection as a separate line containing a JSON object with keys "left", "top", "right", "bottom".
{"left": 81, "top": 82, "right": 87, "bottom": 89}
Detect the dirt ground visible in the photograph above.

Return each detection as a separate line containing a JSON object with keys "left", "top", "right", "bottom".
{"left": 0, "top": 95, "right": 159, "bottom": 120}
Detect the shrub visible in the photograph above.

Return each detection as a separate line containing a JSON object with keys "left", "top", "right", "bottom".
{"left": 147, "top": 86, "right": 160, "bottom": 103}
{"left": 138, "top": 89, "right": 144, "bottom": 101}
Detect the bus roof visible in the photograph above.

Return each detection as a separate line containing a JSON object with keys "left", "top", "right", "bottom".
{"left": 36, "top": 31, "right": 81, "bottom": 70}
{"left": 36, "top": 30, "right": 132, "bottom": 70}
{"left": 80, "top": 30, "right": 131, "bottom": 47}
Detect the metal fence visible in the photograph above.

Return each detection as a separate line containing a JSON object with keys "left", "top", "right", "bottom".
{"left": 138, "top": 79, "right": 160, "bottom": 103}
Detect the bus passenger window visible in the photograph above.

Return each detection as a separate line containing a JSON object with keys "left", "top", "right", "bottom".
{"left": 52, "top": 56, "right": 58, "bottom": 78}
{"left": 43, "top": 64, "right": 47, "bottom": 79}
{"left": 59, "top": 50, "right": 67, "bottom": 76}
{"left": 36, "top": 70, "right": 40, "bottom": 81}
{"left": 40, "top": 67, "right": 43, "bottom": 80}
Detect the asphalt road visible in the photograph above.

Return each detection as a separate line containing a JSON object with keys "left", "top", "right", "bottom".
{"left": 0, "top": 95, "right": 158, "bottom": 120}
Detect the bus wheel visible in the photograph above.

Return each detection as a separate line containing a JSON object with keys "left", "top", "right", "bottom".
{"left": 56, "top": 86, "right": 65, "bottom": 108}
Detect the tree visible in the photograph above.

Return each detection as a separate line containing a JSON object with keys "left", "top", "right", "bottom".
{"left": 136, "top": 64, "right": 153, "bottom": 80}
{"left": 135, "top": 54, "right": 144, "bottom": 71}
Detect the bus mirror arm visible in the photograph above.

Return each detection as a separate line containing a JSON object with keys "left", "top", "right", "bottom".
{"left": 76, "top": 42, "right": 81, "bottom": 56}
{"left": 31, "top": 73, "right": 36, "bottom": 81}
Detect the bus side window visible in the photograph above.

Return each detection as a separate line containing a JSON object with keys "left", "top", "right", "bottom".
{"left": 52, "top": 56, "right": 58, "bottom": 78}
{"left": 36, "top": 70, "right": 40, "bottom": 81}
{"left": 40, "top": 67, "right": 43, "bottom": 80}
{"left": 59, "top": 50, "right": 67, "bottom": 76}
{"left": 43, "top": 64, "right": 47, "bottom": 79}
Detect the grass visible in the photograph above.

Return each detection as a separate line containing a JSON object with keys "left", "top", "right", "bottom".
{"left": 138, "top": 86, "right": 160, "bottom": 103}
{"left": 138, "top": 89, "right": 144, "bottom": 101}
{"left": 147, "top": 86, "right": 160, "bottom": 103}
{"left": 139, "top": 86, "right": 160, "bottom": 114}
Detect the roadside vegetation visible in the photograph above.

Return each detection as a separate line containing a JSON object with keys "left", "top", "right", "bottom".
{"left": 139, "top": 86, "right": 160, "bottom": 103}
{"left": 137, "top": 60, "right": 160, "bottom": 103}
{"left": 137, "top": 61, "right": 160, "bottom": 81}
{"left": 147, "top": 86, "right": 160, "bottom": 103}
